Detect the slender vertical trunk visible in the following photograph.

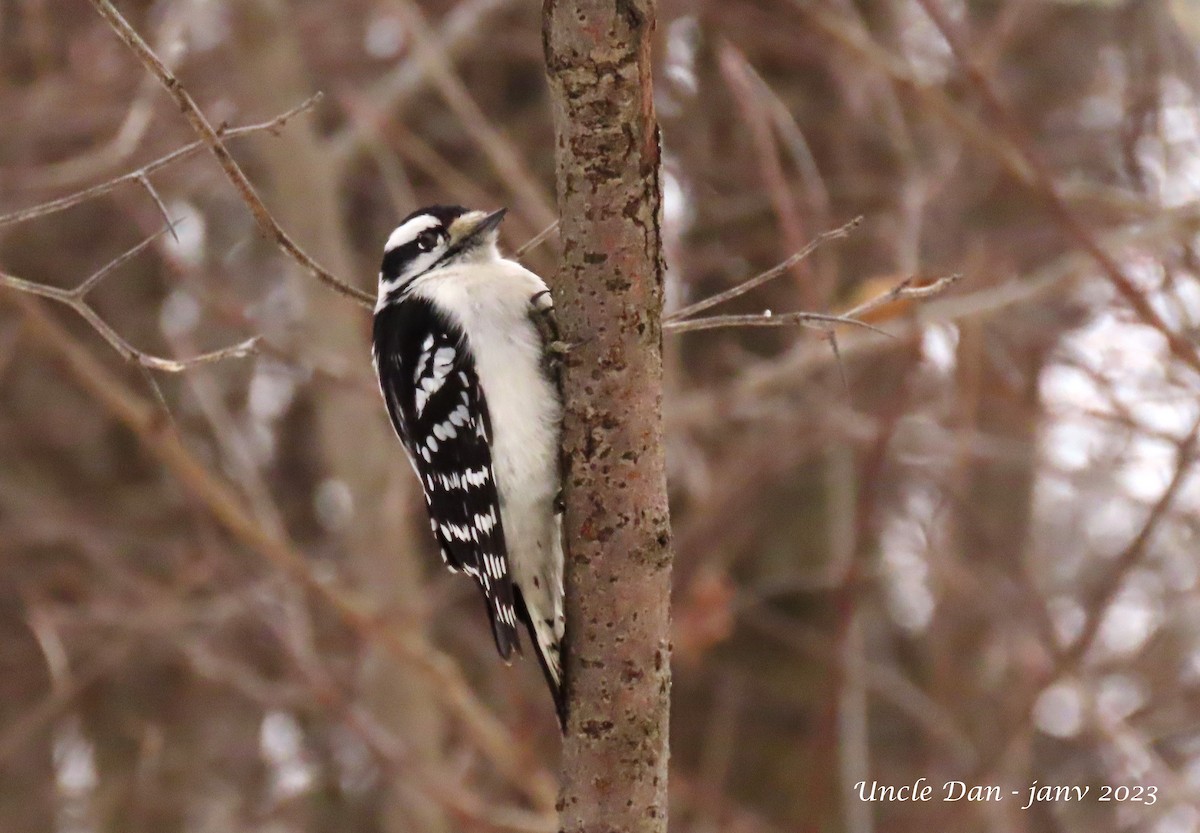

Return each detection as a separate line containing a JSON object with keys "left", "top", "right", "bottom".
{"left": 543, "top": 3, "right": 673, "bottom": 831}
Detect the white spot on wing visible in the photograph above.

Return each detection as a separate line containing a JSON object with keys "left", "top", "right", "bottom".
{"left": 412, "top": 342, "right": 456, "bottom": 417}
{"left": 433, "top": 346, "right": 455, "bottom": 373}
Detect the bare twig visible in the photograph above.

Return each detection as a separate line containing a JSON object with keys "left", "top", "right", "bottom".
{"left": 136, "top": 173, "right": 178, "bottom": 242}
{"left": 0, "top": 227, "right": 259, "bottom": 373}
{"left": 665, "top": 225, "right": 957, "bottom": 397}
{"left": 667, "top": 272, "right": 960, "bottom": 338}
{"left": 0, "top": 94, "right": 322, "bottom": 229}
{"left": 76, "top": 224, "right": 166, "bottom": 296}
{"left": 666, "top": 216, "right": 862, "bottom": 323}
{"left": 87, "top": 0, "right": 374, "bottom": 308}
{"left": 514, "top": 220, "right": 560, "bottom": 260}
{"left": 826, "top": 330, "right": 849, "bottom": 394}
{"left": 665, "top": 309, "right": 895, "bottom": 337}
{"left": 675, "top": 202, "right": 1200, "bottom": 428}
{"left": 842, "top": 272, "right": 963, "bottom": 319}
{"left": 796, "top": 0, "right": 1200, "bottom": 379}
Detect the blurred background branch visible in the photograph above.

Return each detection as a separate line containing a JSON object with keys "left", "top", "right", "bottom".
{"left": 2, "top": 1, "right": 1199, "bottom": 832}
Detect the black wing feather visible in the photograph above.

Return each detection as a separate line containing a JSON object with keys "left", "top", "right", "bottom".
{"left": 373, "top": 296, "right": 519, "bottom": 658}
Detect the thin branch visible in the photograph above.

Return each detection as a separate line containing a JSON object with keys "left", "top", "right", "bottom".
{"left": 672, "top": 203, "right": 1200, "bottom": 429}
{"left": 0, "top": 227, "right": 260, "bottom": 373}
{"left": 666, "top": 245, "right": 958, "bottom": 397}
{"left": 75, "top": 299, "right": 258, "bottom": 372}
{"left": 842, "top": 271, "right": 963, "bottom": 319}
{"left": 0, "top": 94, "right": 322, "bottom": 229}
{"left": 667, "top": 273, "right": 960, "bottom": 337}
{"left": 826, "top": 330, "right": 849, "bottom": 394}
{"left": 665, "top": 309, "right": 895, "bottom": 337}
{"left": 666, "top": 216, "right": 862, "bottom": 323}
{"left": 515, "top": 219, "right": 560, "bottom": 260}
{"left": 136, "top": 173, "right": 178, "bottom": 242}
{"left": 76, "top": 223, "right": 175, "bottom": 298}
{"left": 87, "top": 0, "right": 374, "bottom": 308}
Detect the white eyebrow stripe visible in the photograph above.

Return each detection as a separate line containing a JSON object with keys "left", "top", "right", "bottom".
{"left": 385, "top": 215, "right": 441, "bottom": 252}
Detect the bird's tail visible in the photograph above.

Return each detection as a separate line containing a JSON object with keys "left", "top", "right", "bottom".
{"left": 513, "top": 512, "right": 566, "bottom": 729}
{"left": 515, "top": 583, "right": 566, "bottom": 730}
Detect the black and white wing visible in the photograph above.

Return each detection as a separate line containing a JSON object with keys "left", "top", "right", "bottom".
{"left": 372, "top": 296, "right": 519, "bottom": 658}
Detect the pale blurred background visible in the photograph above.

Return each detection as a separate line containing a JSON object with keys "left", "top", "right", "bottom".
{"left": 2, "top": 1, "right": 1200, "bottom": 831}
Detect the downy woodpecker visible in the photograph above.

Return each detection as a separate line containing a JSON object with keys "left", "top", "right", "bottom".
{"left": 371, "top": 205, "right": 566, "bottom": 723}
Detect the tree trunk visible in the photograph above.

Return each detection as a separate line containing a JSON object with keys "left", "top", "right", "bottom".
{"left": 543, "top": 3, "right": 673, "bottom": 832}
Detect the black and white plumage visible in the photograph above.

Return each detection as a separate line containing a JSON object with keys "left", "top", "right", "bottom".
{"left": 371, "top": 204, "right": 566, "bottom": 723}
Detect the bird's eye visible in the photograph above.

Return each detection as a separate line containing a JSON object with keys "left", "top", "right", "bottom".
{"left": 417, "top": 230, "right": 440, "bottom": 252}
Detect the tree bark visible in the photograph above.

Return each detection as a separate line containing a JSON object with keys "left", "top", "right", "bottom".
{"left": 543, "top": 3, "right": 673, "bottom": 832}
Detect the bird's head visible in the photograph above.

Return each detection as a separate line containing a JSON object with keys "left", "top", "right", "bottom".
{"left": 377, "top": 204, "right": 507, "bottom": 305}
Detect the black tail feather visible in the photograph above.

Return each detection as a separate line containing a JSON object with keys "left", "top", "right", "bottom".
{"left": 480, "top": 583, "right": 520, "bottom": 662}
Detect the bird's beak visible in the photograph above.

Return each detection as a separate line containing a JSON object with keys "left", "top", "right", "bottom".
{"left": 453, "top": 208, "right": 508, "bottom": 250}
